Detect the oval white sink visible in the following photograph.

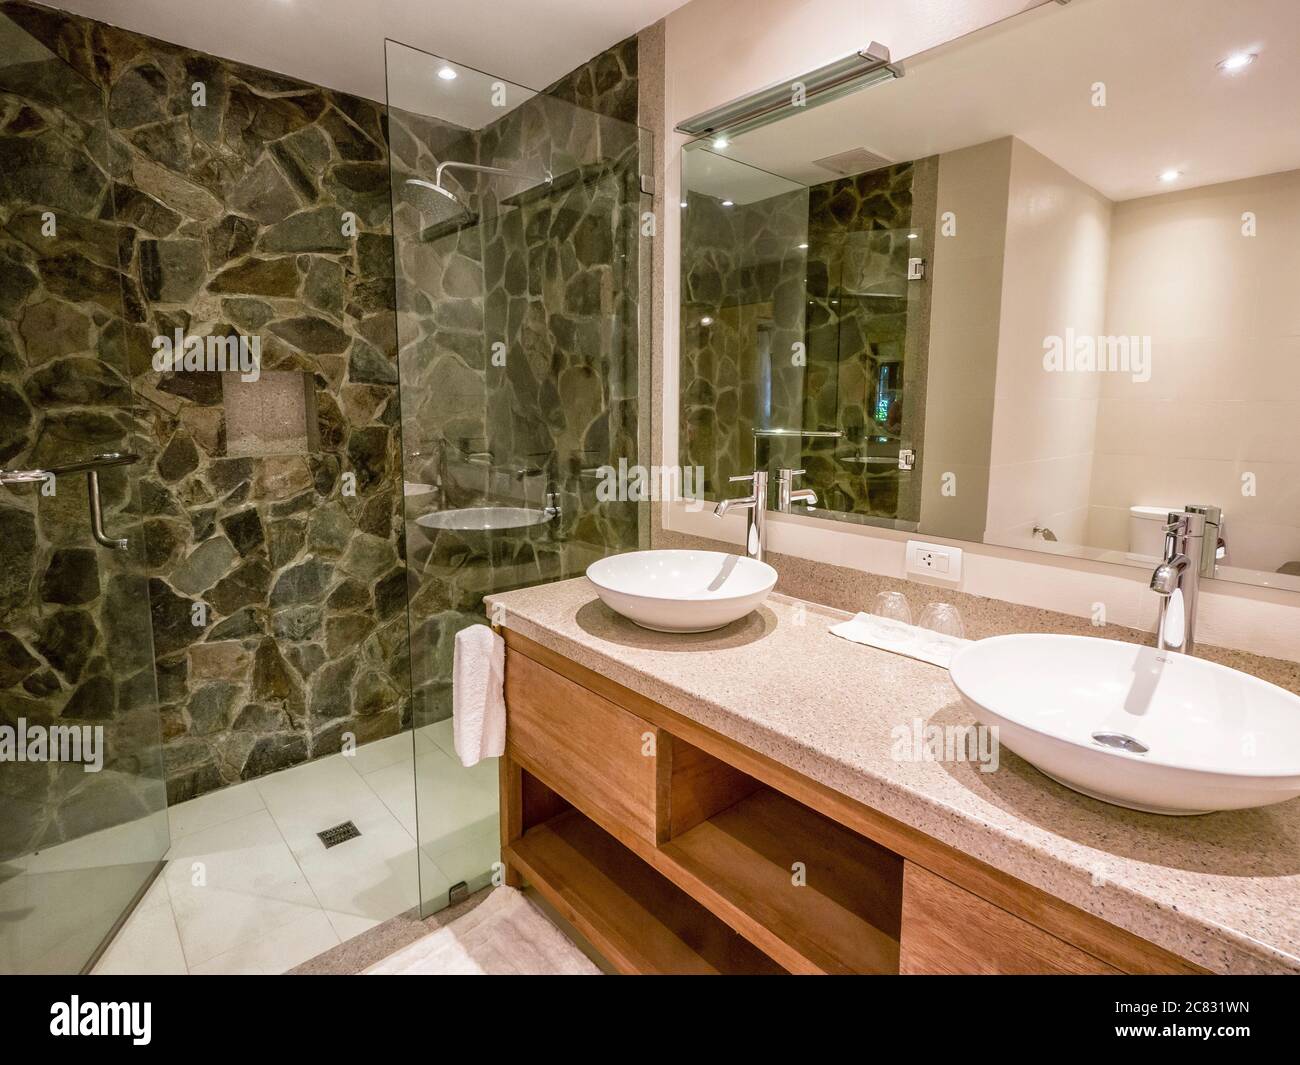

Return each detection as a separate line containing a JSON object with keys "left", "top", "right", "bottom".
{"left": 586, "top": 550, "right": 776, "bottom": 633}
{"left": 949, "top": 634, "right": 1300, "bottom": 815}
{"left": 416, "top": 506, "right": 549, "bottom": 534}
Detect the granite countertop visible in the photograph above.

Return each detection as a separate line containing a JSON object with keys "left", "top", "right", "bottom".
{"left": 486, "top": 577, "right": 1300, "bottom": 974}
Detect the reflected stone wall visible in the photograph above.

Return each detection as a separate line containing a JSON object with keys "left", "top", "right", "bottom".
{"left": 680, "top": 158, "right": 934, "bottom": 523}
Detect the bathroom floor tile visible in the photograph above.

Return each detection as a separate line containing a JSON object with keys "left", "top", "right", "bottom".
{"left": 168, "top": 779, "right": 266, "bottom": 841}
{"left": 255, "top": 753, "right": 398, "bottom": 859}
{"left": 346, "top": 733, "right": 417, "bottom": 776}
{"left": 188, "top": 910, "right": 340, "bottom": 975}
{"left": 164, "top": 809, "right": 322, "bottom": 967}
{"left": 93, "top": 878, "right": 187, "bottom": 976}
{"left": 294, "top": 813, "right": 419, "bottom": 934}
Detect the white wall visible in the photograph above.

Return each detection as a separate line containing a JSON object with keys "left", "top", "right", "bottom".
{"left": 657, "top": 0, "right": 1300, "bottom": 663}
{"left": 1093, "top": 169, "right": 1300, "bottom": 576}
{"left": 985, "top": 138, "right": 1111, "bottom": 548}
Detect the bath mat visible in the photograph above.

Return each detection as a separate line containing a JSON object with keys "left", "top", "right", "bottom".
{"left": 363, "top": 887, "right": 601, "bottom": 975}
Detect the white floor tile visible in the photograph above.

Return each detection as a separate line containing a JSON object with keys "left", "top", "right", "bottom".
{"left": 417, "top": 718, "right": 457, "bottom": 759}
{"left": 344, "top": 733, "right": 416, "bottom": 776}
{"left": 93, "top": 878, "right": 187, "bottom": 975}
{"left": 256, "top": 753, "right": 400, "bottom": 859}
{"left": 365, "top": 746, "right": 497, "bottom": 847}
{"left": 294, "top": 815, "right": 419, "bottom": 934}
{"left": 188, "top": 910, "right": 340, "bottom": 974}
{"left": 168, "top": 779, "right": 265, "bottom": 841}
{"left": 164, "top": 809, "right": 322, "bottom": 967}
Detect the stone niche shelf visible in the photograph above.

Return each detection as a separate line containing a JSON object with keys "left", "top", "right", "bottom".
{"left": 497, "top": 629, "right": 1208, "bottom": 976}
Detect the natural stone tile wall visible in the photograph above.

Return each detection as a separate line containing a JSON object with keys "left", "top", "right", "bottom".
{"left": 0, "top": 0, "right": 407, "bottom": 809}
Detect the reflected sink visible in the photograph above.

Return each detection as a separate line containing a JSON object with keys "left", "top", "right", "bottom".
{"left": 948, "top": 634, "right": 1300, "bottom": 814}
{"left": 415, "top": 506, "right": 550, "bottom": 535}
{"left": 586, "top": 550, "right": 777, "bottom": 633}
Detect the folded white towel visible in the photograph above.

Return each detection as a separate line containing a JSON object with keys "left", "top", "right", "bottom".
{"left": 452, "top": 624, "right": 506, "bottom": 767}
{"left": 829, "top": 613, "right": 969, "bottom": 669}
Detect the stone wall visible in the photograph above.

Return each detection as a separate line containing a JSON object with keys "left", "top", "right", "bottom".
{"left": 0, "top": 0, "right": 407, "bottom": 808}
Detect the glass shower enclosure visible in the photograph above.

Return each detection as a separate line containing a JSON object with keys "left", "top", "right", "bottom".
{"left": 0, "top": 11, "right": 169, "bottom": 973}
{"left": 385, "top": 42, "right": 653, "bottom": 916}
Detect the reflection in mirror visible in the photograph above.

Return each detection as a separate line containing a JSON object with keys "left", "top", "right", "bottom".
{"left": 678, "top": 0, "right": 1300, "bottom": 592}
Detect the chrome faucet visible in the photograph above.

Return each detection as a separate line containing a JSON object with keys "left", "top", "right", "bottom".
{"left": 1150, "top": 509, "right": 1208, "bottom": 654}
{"left": 714, "top": 470, "right": 768, "bottom": 560}
{"left": 775, "top": 467, "right": 817, "bottom": 513}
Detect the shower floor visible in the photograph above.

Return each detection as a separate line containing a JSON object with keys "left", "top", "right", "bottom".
{"left": 91, "top": 721, "right": 498, "bottom": 975}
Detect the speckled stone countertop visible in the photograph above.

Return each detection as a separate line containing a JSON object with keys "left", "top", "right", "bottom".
{"left": 486, "top": 578, "right": 1300, "bottom": 974}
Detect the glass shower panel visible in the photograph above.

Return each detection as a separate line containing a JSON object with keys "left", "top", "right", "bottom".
{"left": 386, "top": 41, "right": 653, "bottom": 916}
{"left": 0, "top": 11, "right": 169, "bottom": 973}
{"left": 679, "top": 145, "right": 810, "bottom": 497}
{"left": 807, "top": 224, "right": 928, "bottom": 526}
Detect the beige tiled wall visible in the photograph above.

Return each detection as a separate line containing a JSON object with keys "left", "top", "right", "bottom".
{"left": 1095, "top": 169, "right": 1300, "bottom": 574}
{"left": 985, "top": 138, "right": 1112, "bottom": 549}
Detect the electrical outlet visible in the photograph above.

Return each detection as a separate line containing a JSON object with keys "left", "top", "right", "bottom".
{"left": 905, "top": 539, "right": 962, "bottom": 582}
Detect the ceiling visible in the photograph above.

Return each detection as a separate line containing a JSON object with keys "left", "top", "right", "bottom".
{"left": 703, "top": 0, "right": 1300, "bottom": 203}
{"left": 47, "top": 0, "right": 686, "bottom": 103}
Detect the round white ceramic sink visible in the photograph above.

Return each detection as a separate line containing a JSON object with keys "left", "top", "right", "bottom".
{"left": 949, "top": 634, "right": 1300, "bottom": 815}
{"left": 415, "top": 506, "right": 549, "bottom": 534}
{"left": 586, "top": 549, "right": 777, "bottom": 633}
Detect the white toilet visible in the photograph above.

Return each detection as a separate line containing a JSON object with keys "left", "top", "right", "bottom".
{"left": 1126, "top": 504, "right": 1179, "bottom": 562}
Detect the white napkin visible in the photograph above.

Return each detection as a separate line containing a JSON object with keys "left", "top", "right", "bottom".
{"left": 829, "top": 612, "right": 969, "bottom": 669}
{"left": 452, "top": 624, "right": 506, "bottom": 766}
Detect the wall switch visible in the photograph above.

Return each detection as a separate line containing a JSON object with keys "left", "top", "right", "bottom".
{"left": 905, "top": 539, "right": 963, "bottom": 582}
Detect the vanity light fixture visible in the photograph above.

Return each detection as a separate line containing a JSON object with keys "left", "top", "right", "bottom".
{"left": 1217, "top": 51, "right": 1257, "bottom": 73}
{"left": 437, "top": 66, "right": 457, "bottom": 80}
{"left": 1159, "top": 168, "right": 1182, "bottom": 183}
{"left": 711, "top": 136, "right": 730, "bottom": 150}
{"left": 676, "top": 42, "right": 901, "bottom": 141}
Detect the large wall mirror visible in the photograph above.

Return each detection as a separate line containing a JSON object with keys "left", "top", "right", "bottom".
{"left": 678, "top": 0, "right": 1300, "bottom": 593}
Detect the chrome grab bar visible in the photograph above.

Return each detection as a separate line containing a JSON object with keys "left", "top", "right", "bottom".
{"left": 0, "top": 451, "right": 138, "bottom": 550}
{"left": 0, "top": 450, "right": 140, "bottom": 483}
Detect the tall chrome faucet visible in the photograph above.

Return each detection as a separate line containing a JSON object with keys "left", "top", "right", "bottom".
{"left": 714, "top": 467, "right": 819, "bottom": 561}
{"left": 714, "top": 470, "right": 768, "bottom": 560}
{"left": 1149, "top": 505, "right": 1220, "bottom": 654}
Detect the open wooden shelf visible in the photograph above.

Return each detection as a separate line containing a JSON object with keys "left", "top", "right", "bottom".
{"left": 663, "top": 787, "right": 903, "bottom": 974}
{"left": 508, "top": 809, "right": 785, "bottom": 975}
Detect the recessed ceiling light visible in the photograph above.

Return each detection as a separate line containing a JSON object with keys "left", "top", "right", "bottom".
{"left": 1159, "top": 169, "right": 1182, "bottom": 183}
{"left": 680, "top": 200, "right": 688, "bottom": 208}
{"left": 437, "top": 66, "right": 457, "bottom": 81}
{"left": 907, "top": 232, "right": 918, "bottom": 239}
{"left": 721, "top": 199, "right": 734, "bottom": 207}
{"left": 797, "top": 243, "right": 809, "bottom": 250}
{"left": 1217, "top": 52, "right": 1257, "bottom": 73}
{"left": 700, "top": 316, "right": 714, "bottom": 326}
{"left": 711, "top": 136, "right": 729, "bottom": 150}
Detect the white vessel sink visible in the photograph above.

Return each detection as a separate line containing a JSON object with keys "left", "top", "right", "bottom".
{"left": 586, "top": 550, "right": 777, "bottom": 633}
{"left": 948, "top": 634, "right": 1300, "bottom": 815}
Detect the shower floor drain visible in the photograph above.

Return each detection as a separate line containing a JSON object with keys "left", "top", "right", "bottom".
{"left": 317, "top": 821, "right": 361, "bottom": 848}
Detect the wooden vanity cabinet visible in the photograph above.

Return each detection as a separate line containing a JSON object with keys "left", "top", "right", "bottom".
{"left": 498, "top": 630, "right": 1204, "bottom": 976}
